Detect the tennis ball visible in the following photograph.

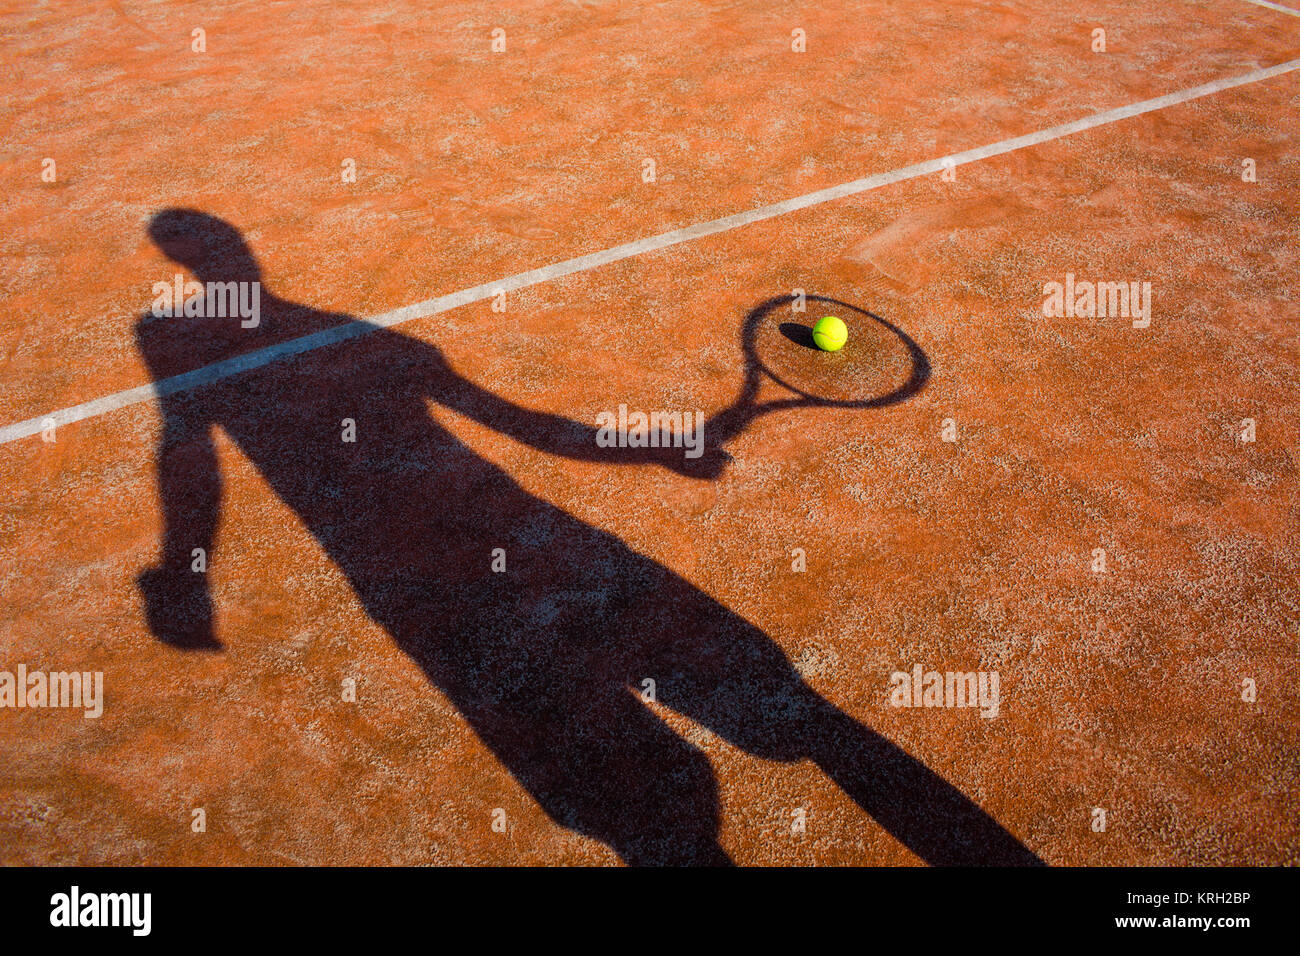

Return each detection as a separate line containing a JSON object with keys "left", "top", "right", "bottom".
{"left": 812, "top": 315, "right": 848, "bottom": 352}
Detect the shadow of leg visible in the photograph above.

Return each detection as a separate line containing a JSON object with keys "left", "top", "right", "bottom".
{"left": 424, "top": 660, "right": 733, "bottom": 866}
{"left": 515, "top": 691, "right": 734, "bottom": 866}
{"left": 808, "top": 705, "right": 1044, "bottom": 866}
{"left": 651, "top": 612, "right": 1043, "bottom": 866}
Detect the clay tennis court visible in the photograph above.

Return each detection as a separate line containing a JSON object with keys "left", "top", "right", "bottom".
{"left": 2, "top": 0, "right": 1298, "bottom": 866}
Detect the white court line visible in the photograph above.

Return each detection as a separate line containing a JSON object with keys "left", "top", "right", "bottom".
{"left": 1236, "top": 0, "right": 1300, "bottom": 18}
{"left": 2, "top": 57, "right": 1299, "bottom": 448}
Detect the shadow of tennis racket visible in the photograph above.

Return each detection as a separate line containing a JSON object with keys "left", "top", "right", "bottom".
{"left": 704, "top": 292, "right": 931, "bottom": 451}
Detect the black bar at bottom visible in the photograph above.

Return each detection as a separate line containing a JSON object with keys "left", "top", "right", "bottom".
{"left": 0, "top": 865, "right": 1288, "bottom": 943}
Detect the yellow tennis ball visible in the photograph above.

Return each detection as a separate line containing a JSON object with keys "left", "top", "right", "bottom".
{"left": 812, "top": 315, "right": 848, "bottom": 352}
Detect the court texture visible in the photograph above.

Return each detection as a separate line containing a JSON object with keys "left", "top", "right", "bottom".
{"left": 1, "top": 0, "right": 1297, "bottom": 865}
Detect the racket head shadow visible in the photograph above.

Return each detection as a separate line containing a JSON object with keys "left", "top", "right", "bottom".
{"left": 709, "top": 293, "right": 930, "bottom": 445}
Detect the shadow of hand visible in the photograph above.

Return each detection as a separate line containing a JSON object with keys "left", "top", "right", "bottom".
{"left": 136, "top": 567, "right": 222, "bottom": 651}
{"left": 666, "top": 447, "right": 732, "bottom": 481}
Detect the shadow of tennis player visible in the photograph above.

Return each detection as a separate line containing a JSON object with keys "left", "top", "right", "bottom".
{"left": 135, "top": 208, "right": 1042, "bottom": 866}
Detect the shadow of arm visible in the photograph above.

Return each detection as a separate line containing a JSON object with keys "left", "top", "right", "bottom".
{"left": 136, "top": 404, "right": 223, "bottom": 650}
{"left": 427, "top": 349, "right": 728, "bottom": 479}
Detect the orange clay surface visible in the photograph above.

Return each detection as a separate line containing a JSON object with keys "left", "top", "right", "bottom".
{"left": 1, "top": 0, "right": 1299, "bottom": 865}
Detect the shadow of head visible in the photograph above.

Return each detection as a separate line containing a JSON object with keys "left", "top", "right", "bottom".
{"left": 148, "top": 208, "right": 261, "bottom": 285}
{"left": 136, "top": 209, "right": 348, "bottom": 371}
